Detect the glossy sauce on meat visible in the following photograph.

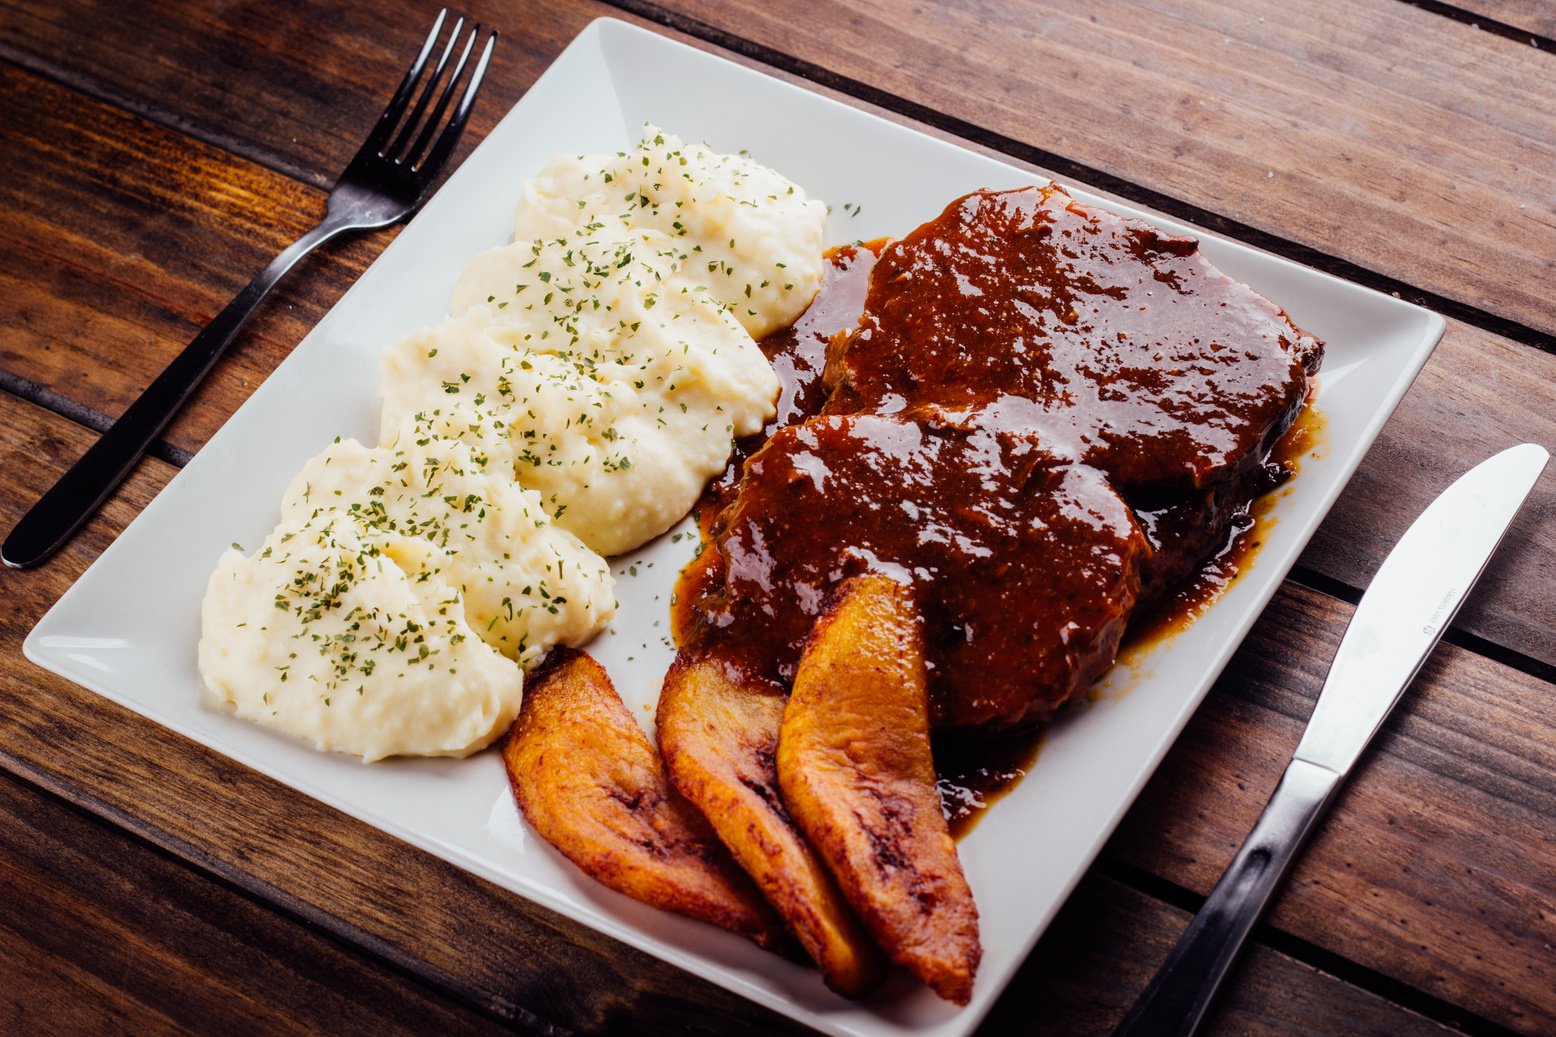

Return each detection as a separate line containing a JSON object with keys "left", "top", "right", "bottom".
{"left": 1131, "top": 400, "right": 1325, "bottom": 640}
{"left": 934, "top": 402, "right": 1324, "bottom": 836}
{"left": 697, "top": 405, "right": 1152, "bottom": 730}
{"left": 700, "top": 241, "right": 884, "bottom": 521}
{"left": 826, "top": 186, "right": 1322, "bottom": 492}
{"left": 674, "top": 189, "right": 1324, "bottom": 819}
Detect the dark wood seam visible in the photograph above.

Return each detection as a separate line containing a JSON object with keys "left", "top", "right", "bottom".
{"left": 1292, "top": 570, "right": 1556, "bottom": 685}
{"left": 1098, "top": 857, "right": 1526, "bottom": 1037}
{"left": 0, "top": 39, "right": 329, "bottom": 190}
{"left": 0, "top": 369, "right": 192, "bottom": 469}
{"left": 595, "top": 0, "right": 1556, "bottom": 360}
{"left": 5, "top": 6, "right": 1556, "bottom": 358}
{"left": 0, "top": 746, "right": 569, "bottom": 1037}
{"left": 1394, "top": 0, "right": 1556, "bottom": 53}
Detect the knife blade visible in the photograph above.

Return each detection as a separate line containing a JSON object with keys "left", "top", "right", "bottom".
{"left": 1293, "top": 441, "right": 1548, "bottom": 776}
{"left": 1112, "top": 441, "right": 1548, "bottom": 1037}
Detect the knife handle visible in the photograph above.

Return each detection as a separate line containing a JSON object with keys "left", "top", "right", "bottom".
{"left": 1112, "top": 757, "right": 1342, "bottom": 1037}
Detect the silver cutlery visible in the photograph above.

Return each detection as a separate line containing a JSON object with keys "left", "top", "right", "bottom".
{"left": 1113, "top": 441, "right": 1549, "bottom": 1037}
{"left": 3, "top": 9, "right": 497, "bottom": 570}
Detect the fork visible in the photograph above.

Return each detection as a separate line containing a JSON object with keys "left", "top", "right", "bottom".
{"left": 2, "top": 10, "right": 497, "bottom": 570}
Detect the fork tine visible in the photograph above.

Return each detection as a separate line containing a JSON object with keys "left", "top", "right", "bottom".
{"left": 404, "top": 25, "right": 479, "bottom": 170}
{"left": 387, "top": 15, "right": 465, "bottom": 162}
{"left": 418, "top": 30, "right": 497, "bottom": 177}
{"left": 362, "top": 8, "right": 447, "bottom": 158}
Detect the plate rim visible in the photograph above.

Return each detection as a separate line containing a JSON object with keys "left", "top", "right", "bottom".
{"left": 22, "top": 15, "right": 1447, "bottom": 1037}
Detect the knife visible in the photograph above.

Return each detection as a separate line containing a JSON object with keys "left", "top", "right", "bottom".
{"left": 1112, "top": 441, "right": 1549, "bottom": 1037}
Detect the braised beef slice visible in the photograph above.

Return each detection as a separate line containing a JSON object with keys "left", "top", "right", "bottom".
{"left": 824, "top": 185, "right": 1322, "bottom": 494}
{"left": 682, "top": 187, "right": 1322, "bottom": 731}
{"left": 700, "top": 404, "right": 1151, "bottom": 730}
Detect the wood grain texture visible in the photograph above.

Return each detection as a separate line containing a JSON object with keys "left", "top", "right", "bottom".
{"left": 0, "top": 392, "right": 808, "bottom": 1037}
{"left": 1, "top": 0, "right": 1553, "bottom": 1032}
{"left": 7, "top": 0, "right": 1556, "bottom": 339}
{"left": 638, "top": 0, "right": 1556, "bottom": 339}
{"left": 0, "top": 768, "right": 510, "bottom": 1037}
{"left": 1436, "top": 0, "right": 1556, "bottom": 39}
{"left": 0, "top": 389, "right": 1478, "bottom": 1034}
{"left": 0, "top": 60, "right": 373, "bottom": 459}
{"left": 1, "top": 10, "right": 1555, "bottom": 671}
{"left": 1299, "top": 318, "right": 1556, "bottom": 668}
{"left": 992, "top": 875, "right": 1458, "bottom": 1037}
{"left": 1113, "top": 581, "right": 1556, "bottom": 1034}
{"left": 0, "top": 0, "right": 605, "bottom": 186}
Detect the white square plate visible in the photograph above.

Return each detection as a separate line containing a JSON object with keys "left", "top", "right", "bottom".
{"left": 26, "top": 18, "right": 1443, "bottom": 1037}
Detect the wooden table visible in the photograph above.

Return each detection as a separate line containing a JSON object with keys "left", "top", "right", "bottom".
{"left": 2, "top": 1, "right": 1553, "bottom": 1033}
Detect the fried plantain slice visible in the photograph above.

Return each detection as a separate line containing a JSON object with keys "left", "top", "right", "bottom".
{"left": 657, "top": 648, "right": 886, "bottom": 998}
{"left": 779, "top": 574, "right": 981, "bottom": 1004}
{"left": 503, "top": 647, "right": 790, "bottom": 952}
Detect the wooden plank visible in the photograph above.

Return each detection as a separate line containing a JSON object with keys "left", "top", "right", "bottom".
{"left": 0, "top": 393, "right": 810, "bottom": 1036}
{"left": 1112, "top": 581, "right": 1556, "bottom": 1035}
{"left": 0, "top": 0, "right": 603, "bottom": 187}
{"left": 997, "top": 876, "right": 1458, "bottom": 1037}
{"left": 0, "top": 769, "right": 511, "bottom": 1037}
{"left": 0, "top": 59, "right": 374, "bottom": 457}
{"left": 630, "top": 0, "right": 1556, "bottom": 341}
{"left": 4, "top": 50, "right": 1554, "bottom": 671}
{"left": 0, "top": 390, "right": 1522, "bottom": 1034}
{"left": 5, "top": 0, "right": 1556, "bottom": 340}
{"left": 1438, "top": 1, "right": 1556, "bottom": 40}
{"left": 1300, "top": 318, "right": 1556, "bottom": 667}
{"left": 0, "top": 935, "right": 193, "bottom": 1037}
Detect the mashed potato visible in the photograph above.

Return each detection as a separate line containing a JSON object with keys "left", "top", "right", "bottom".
{"left": 381, "top": 321, "right": 742, "bottom": 558}
{"left": 199, "top": 435, "right": 615, "bottom": 759}
{"left": 450, "top": 228, "right": 777, "bottom": 423}
{"left": 200, "top": 126, "right": 826, "bottom": 760}
{"left": 512, "top": 127, "right": 827, "bottom": 339}
{"left": 200, "top": 510, "right": 523, "bottom": 761}
{"left": 279, "top": 436, "right": 614, "bottom": 664}
{"left": 386, "top": 232, "right": 780, "bottom": 555}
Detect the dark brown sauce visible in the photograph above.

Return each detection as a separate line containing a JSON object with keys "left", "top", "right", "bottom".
{"left": 824, "top": 187, "right": 1322, "bottom": 492}
{"left": 696, "top": 240, "right": 886, "bottom": 525}
{"left": 930, "top": 403, "right": 1323, "bottom": 838}
{"left": 1128, "top": 391, "right": 1327, "bottom": 648}
{"left": 675, "top": 241, "right": 885, "bottom": 647}
{"left": 936, "top": 727, "right": 1046, "bottom": 839}
{"left": 673, "top": 207, "right": 1325, "bottom": 837}
{"left": 701, "top": 407, "right": 1149, "bottom": 729}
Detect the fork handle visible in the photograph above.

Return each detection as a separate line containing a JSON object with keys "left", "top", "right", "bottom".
{"left": 3, "top": 217, "right": 355, "bottom": 569}
{"left": 1111, "top": 757, "right": 1342, "bottom": 1037}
